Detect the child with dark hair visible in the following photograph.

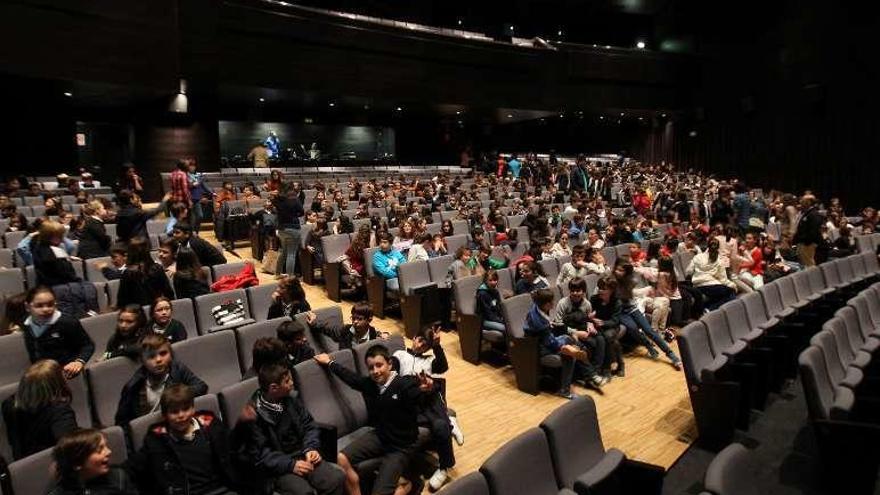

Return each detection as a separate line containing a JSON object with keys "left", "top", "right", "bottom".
{"left": 22, "top": 286, "right": 94, "bottom": 378}
{"left": 551, "top": 278, "right": 609, "bottom": 388}
{"left": 239, "top": 364, "right": 346, "bottom": 495}
{"left": 268, "top": 276, "right": 312, "bottom": 318}
{"left": 524, "top": 288, "right": 589, "bottom": 399}
{"left": 244, "top": 336, "right": 288, "bottom": 379}
{"left": 308, "top": 303, "right": 381, "bottom": 350}
{"left": 136, "top": 384, "right": 241, "bottom": 495}
{"left": 391, "top": 325, "right": 464, "bottom": 490}
{"left": 476, "top": 270, "right": 506, "bottom": 333}
{"left": 103, "top": 304, "right": 147, "bottom": 360}
{"left": 115, "top": 334, "right": 208, "bottom": 425}
{"left": 590, "top": 276, "right": 625, "bottom": 377}
{"left": 276, "top": 319, "right": 316, "bottom": 367}
{"left": 514, "top": 260, "right": 548, "bottom": 295}
{"left": 148, "top": 297, "right": 188, "bottom": 343}
{"left": 314, "top": 345, "right": 434, "bottom": 495}
{"left": 173, "top": 248, "right": 211, "bottom": 299}
{"left": 97, "top": 243, "right": 128, "bottom": 280}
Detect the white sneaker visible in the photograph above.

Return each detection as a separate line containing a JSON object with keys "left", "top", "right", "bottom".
{"left": 428, "top": 468, "right": 449, "bottom": 491}
{"left": 449, "top": 416, "right": 464, "bottom": 446}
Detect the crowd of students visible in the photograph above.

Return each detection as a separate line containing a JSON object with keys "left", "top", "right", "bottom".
{"left": 0, "top": 155, "right": 871, "bottom": 494}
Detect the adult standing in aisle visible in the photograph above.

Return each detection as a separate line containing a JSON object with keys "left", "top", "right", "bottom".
{"left": 274, "top": 186, "right": 305, "bottom": 277}
{"left": 793, "top": 193, "right": 823, "bottom": 267}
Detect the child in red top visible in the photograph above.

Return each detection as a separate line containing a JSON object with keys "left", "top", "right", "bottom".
{"left": 738, "top": 232, "right": 764, "bottom": 290}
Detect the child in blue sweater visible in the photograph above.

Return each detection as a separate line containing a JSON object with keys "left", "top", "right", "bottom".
{"left": 372, "top": 232, "right": 407, "bottom": 291}
{"left": 523, "top": 288, "right": 588, "bottom": 399}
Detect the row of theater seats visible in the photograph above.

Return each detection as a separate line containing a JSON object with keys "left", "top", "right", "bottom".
{"left": 798, "top": 281, "right": 880, "bottom": 493}
{"left": 0, "top": 280, "right": 302, "bottom": 388}
{"left": 678, "top": 251, "right": 879, "bottom": 450}
{"left": 441, "top": 396, "right": 664, "bottom": 495}
{"left": 0, "top": 331, "right": 410, "bottom": 495}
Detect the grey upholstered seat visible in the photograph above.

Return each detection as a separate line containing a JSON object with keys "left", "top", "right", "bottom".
{"left": 720, "top": 300, "right": 762, "bottom": 343}
{"left": 218, "top": 377, "right": 259, "bottom": 429}
{"left": 86, "top": 356, "right": 141, "bottom": 427}
{"left": 427, "top": 255, "right": 455, "bottom": 289}
{"left": 0, "top": 267, "right": 25, "bottom": 295}
{"left": 540, "top": 396, "right": 625, "bottom": 493}
{"left": 441, "top": 471, "right": 490, "bottom": 495}
{"left": 0, "top": 332, "right": 30, "bottom": 387}
{"left": 233, "top": 317, "right": 292, "bottom": 374}
{"left": 480, "top": 427, "right": 577, "bottom": 495}
{"left": 81, "top": 311, "right": 121, "bottom": 364}
{"left": 246, "top": 281, "right": 278, "bottom": 321}
{"left": 701, "top": 310, "right": 747, "bottom": 358}
{"left": 398, "top": 260, "right": 432, "bottom": 296}
{"left": 173, "top": 330, "right": 242, "bottom": 393}
{"left": 702, "top": 443, "right": 757, "bottom": 495}
{"left": 212, "top": 261, "right": 251, "bottom": 280}
{"left": 194, "top": 289, "right": 256, "bottom": 334}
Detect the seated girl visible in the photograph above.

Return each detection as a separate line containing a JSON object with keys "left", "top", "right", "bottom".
{"left": 148, "top": 296, "right": 188, "bottom": 343}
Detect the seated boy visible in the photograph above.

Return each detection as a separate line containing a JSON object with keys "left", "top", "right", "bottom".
{"left": 115, "top": 333, "right": 208, "bottom": 425}
{"left": 372, "top": 232, "right": 406, "bottom": 292}
{"left": 97, "top": 243, "right": 127, "bottom": 280}
{"left": 242, "top": 363, "right": 345, "bottom": 495}
{"left": 314, "top": 345, "right": 434, "bottom": 495}
{"left": 551, "top": 278, "right": 608, "bottom": 388}
{"left": 137, "top": 384, "right": 241, "bottom": 495}
{"left": 556, "top": 245, "right": 590, "bottom": 286}
{"left": 276, "top": 319, "right": 316, "bottom": 367}
{"left": 392, "top": 325, "right": 464, "bottom": 491}
{"left": 306, "top": 303, "right": 384, "bottom": 350}
{"left": 243, "top": 336, "right": 288, "bottom": 379}
{"left": 523, "top": 289, "right": 589, "bottom": 399}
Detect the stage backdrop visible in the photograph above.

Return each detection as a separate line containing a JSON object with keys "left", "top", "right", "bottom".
{"left": 219, "top": 121, "right": 395, "bottom": 161}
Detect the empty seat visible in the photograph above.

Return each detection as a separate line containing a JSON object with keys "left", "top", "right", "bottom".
{"left": 0, "top": 332, "right": 31, "bottom": 387}
{"left": 0, "top": 248, "right": 13, "bottom": 268}
{"left": 445, "top": 234, "right": 468, "bottom": 254}
{"left": 702, "top": 443, "right": 757, "bottom": 495}
{"left": 80, "top": 311, "right": 120, "bottom": 364}
{"left": 246, "top": 282, "right": 279, "bottom": 321}
{"left": 441, "top": 471, "right": 490, "bottom": 495}
{"left": 398, "top": 259, "right": 435, "bottom": 338}
{"left": 0, "top": 267, "right": 25, "bottom": 295}
{"left": 500, "top": 293, "right": 547, "bottom": 395}
{"left": 212, "top": 261, "right": 252, "bottom": 280}
{"left": 427, "top": 255, "right": 455, "bottom": 289}
{"left": 86, "top": 357, "right": 141, "bottom": 427}
{"left": 810, "top": 330, "right": 864, "bottom": 390}
{"left": 5, "top": 445, "right": 55, "bottom": 495}
{"left": 173, "top": 330, "right": 242, "bottom": 393}
{"left": 480, "top": 427, "right": 575, "bottom": 495}
{"left": 540, "top": 396, "right": 625, "bottom": 493}
{"left": 194, "top": 289, "right": 256, "bottom": 334}
{"left": 0, "top": 381, "right": 19, "bottom": 461}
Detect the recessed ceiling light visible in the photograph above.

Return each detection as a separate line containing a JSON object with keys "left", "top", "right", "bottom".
{"left": 329, "top": 102, "right": 335, "bottom": 107}
{"left": 558, "top": 30, "right": 563, "bottom": 36}
{"left": 457, "top": 19, "right": 462, "bottom": 26}
{"left": 636, "top": 41, "right": 646, "bottom": 49}
{"left": 507, "top": 114, "right": 513, "bottom": 118}
{"left": 63, "top": 92, "right": 73, "bottom": 97}
{"left": 396, "top": 106, "right": 403, "bottom": 111}
{"left": 592, "top": 44, "right": 597, "bottom": 48}
{"left": 457, "top": 120, "right": 463, "bottom": 124}
{"left": 638, "top": 117, "right": 643, "bottom": 120}
{"left": 620, "top": 112, "right": 625, "bottom": 116}
{"left": 661, "top": 113, "right": 667, "bottom": 118}
{"left": 599, "top": 116, "right": 604, "bottom": 120}
{"left": 455, "top": 110, "right": 461, "bottom": 115}
{"left": 605, "top": 45, "right": 611, "bottom": 49}
{"left": 509, "top": 26, "right": 514, "bottom": 31}
{"left": 259, "top": 97, "right": 265, "bottom": 102}
{"left": 364, "top": 104, "right": 370, "bottom": 110}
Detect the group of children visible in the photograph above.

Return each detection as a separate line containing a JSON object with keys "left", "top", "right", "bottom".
{"left": 3, "top": 281, "right": 464, "bottom": 494}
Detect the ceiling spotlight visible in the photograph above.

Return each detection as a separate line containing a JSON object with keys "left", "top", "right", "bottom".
{"left": 557, "top": 30, "right": 563, "bottom": 36}
{"left": 559, "top": 113, "right": 564, "bottom": 118}
{"left": 599, "top": 116, "right": 604, "bottom": 120}
{"left": 259, "top": 97, "right": 265, "bottom": 102}
{"left": 329, "top": 102, "right": 335, "bottom": 107}
{"left": 457, "top": 19, "right": 463, "bottom": 26}
{"left": 661, "top": 113, "right": 667, "bottom": 118}
{"left": 638, "top": 117, "right": 643, "bottom": 120}
{"left": 507, "top": 114, "right": 513, "bottom": 118}
{"left": 509, "top": 26, "right": 515, "bottom": 31}
{"left": 592, "top": 44, "right": 597, "bottom": 48}
{"left": 457, "top": 120, "right": 463, "bottom": 124}
{"left": 455, "top": 110, "right": 461, "bottom": 115}
{"left": 363, "top": 104, "right": 370, "bottom": 110}
{"left": 63, "top": 92, "right": 73, "bottom": 97}
{"left": 605, "top": 45, "right": 611, "bottom": 49}
{"left": 396, "top": 106, "right": 403, "bottom": 111}
{"left": 620, "top": 112, "right": 625, "bottom": 116}
{"left": 689, "top": 130, "right": 698, "bottom": 137}
{"left": 636, "top": 40, "right": 646, "bottom": 49}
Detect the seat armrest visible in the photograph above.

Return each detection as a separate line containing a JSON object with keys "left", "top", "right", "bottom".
{"left": 314, "top": 421, "right": 338, "bottom": 462}
{"left": 572, "top": 448, "right": 626, "bottom": 492}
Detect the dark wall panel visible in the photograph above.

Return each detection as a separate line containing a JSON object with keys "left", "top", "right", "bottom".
{"left": 218, "top": 121, "right": 395, "bottom": 161}
{"left": 133, "top": 120, "right": 220, "bottom": 199}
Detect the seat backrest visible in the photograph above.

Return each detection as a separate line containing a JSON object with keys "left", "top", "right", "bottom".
{"left": 84, "top": 256, "right": 112, "bottom": 282}
{"left": 791, "top": 270, "right": 814, "bottom": 302}
{"left": 810, "top": 330, "right": 848, "bottom": 386}
{"left": 453, "top": 275, "right": 483, "bottom": 316}
{"left": 496, "top": 267, "right": 515, "bottom": 295}
{"left": 539, "top": 396, "right": 608, "bottom": 488}
{"left": 172, "top": 330, "right": 242, "bottom": 393}
{"left": 0, "top": 267, "right": 25, "bottom": 295}
{"left": 807, "top": 266, "right": 828, "bottom": 294}
{"left": 506, "top": 214, "right": 525, "bottom": 228}
{"left": 146, "top": 219, "right": 168, "bottom": 236}
{"left": 7, "top": 445, "right": 55, "bottom": 495}
{"left": 398, "top": 260, "right": 432, "bottom": 296}
{"left": 821, "top": 261, "right": 842, "bottom": 287}
{"left": 246, "top": 282, "right": 279, "bottom": 322}
{"left": 480, "top": 427, "right": 560, "bottom": 495}
{"left": 80, "top": 311, "right": 120, "bottom": 364}
{"left": 703, "top": 443, "right": 758, "bottom": 495}
{"left": 798, "top": 346, "right": 836, "bottom": 421}
{"left": 219, "top": 377, "right": 259, "bottom": 429}
{"left": 298, "top": 306, "right": 343, "bottom": 353}
{"left": 441, "top": 471, "right": 490, "bottom": 495}
{"left": 446, "top": 234, "right": 468, "bottom": 254}
{"left": 861, "top": 250, "right": 879, "bottom": 274}
{"left": 538, "top": 259, "right": 559, "bottom": 286}
{"left": 775, "top": 276, "right": 799, "bottom": 307}
{"left": 364, "top": 247, "right": 381, "bottom": 278}
{"left": 211, "top": 261, "right": 250, "bottom": 281}
{"left": 86, "top": 357, "right": 141, "bottom": 427}
{"left": 194, "top": 289, "right": 253, "bottom": 333}
{"left": 321, "top": 234, "right": 352, "bottom": 263}
{"left": 700, "top": 309, "right": 732, "bottom": 357}
{"left": 427, "top": 255, "right": 455, "bottom": 289}
{"left": 615, "top": 243, "right": 631, "bottom": 259}
{"left": 292, "top": 356, "right": 351, "bottom": 436}
{"left": 849, "top": 254, "right": 867, "bottom": 278}
{"left": 835, "top": 258, "right": 855, "bottom": 284}
{"left": 721, "top": 299, "right": 752, "bottom": 342}
{"left": 758, "top": 283, "right": 785, "bottom": 318}
{"left": 840, "top": 304, "right": 872, "bottom": 348}
{"left": 0, "top": 247, "right": 12, "bottom": 269}
{"left": 500, "top": 293, "right": 533, "bottom": 339}
{"left": 0, "top": 332, "right": 31, "bottom": 387}
{"left": 327, "top": 349, "right": 368, "bottom": 432}
{"left": 601, "top": 247, "right": 617, "bottom": 268}
{"left": 234, "top": 317, "right": 292, "bottom": 374}
{"left": 128, "top": 394, "right": 221, "bottom": 451}
{"left": 677, "top": 321, "right": 714, "bottom": 387}
{"left": 68, "top": 372, "right": 93, "bottom": 427}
